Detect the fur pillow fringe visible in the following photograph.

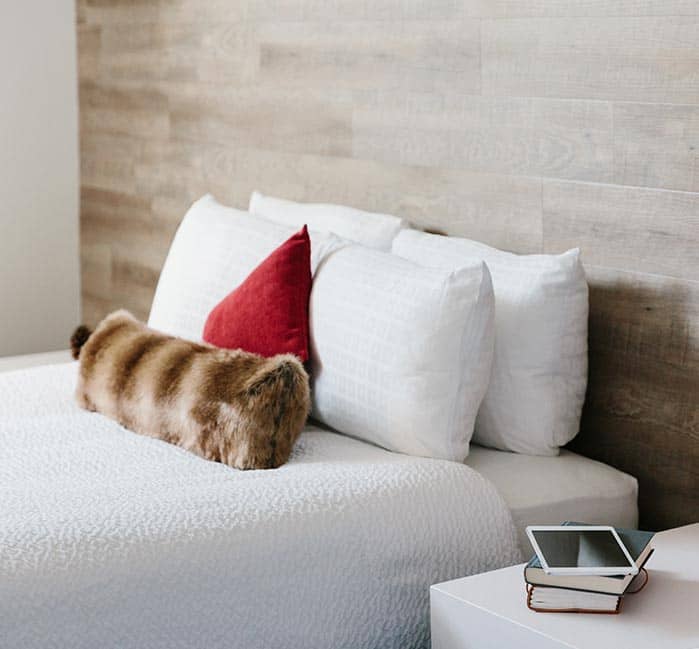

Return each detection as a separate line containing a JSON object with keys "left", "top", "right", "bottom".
{"left": 72, "top": 310, "right": 310, "bottom": 469}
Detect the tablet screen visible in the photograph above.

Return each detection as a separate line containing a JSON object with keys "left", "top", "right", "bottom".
{"left": 530, "top": 529, "right": 633, "bottom": 569}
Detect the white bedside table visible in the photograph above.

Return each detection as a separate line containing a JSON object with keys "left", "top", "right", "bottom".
{"left": 431, "top": 523, "right": 699, "bottom": 649}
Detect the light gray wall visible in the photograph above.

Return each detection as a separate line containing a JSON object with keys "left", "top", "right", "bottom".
{"left": 0, "top": 1, "right": 80, "bottom": 356}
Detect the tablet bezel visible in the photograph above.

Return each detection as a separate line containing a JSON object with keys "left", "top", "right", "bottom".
{"left": 525, "top": 525, "right": 639, "bottom": 576}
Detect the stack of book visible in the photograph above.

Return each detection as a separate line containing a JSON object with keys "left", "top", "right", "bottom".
{"left": 524, "top": 525, "right": 655, "bottom": 614}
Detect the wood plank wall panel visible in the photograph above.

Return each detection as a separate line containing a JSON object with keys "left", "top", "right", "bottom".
{"left": 580, "top": 267, "right": 699, "bottom": 530}
{"left": 613, "top": 103, "right": 699, "bottom": 192}
{"left": 482, "top": 18, "right": 699, "bottom": 103}
{"left": 543, "top": 181, "right": 699, "bottom": 280}
{"left": 352, "top": 97, "right": 614, "bottom": 182}
{"left": 77, "top": 0, "right": 699, "bottom": 530}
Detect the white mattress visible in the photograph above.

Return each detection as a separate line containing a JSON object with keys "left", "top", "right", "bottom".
{"left": 0, "top": 363, "right": 520, "bottom": 649}
{"left": 465, "top": 445, "right": 639, "bottom": 554}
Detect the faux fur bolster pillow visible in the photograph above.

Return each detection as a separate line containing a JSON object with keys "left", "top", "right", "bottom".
{"left": 70, "top": 310, "right": 310, "bottom": 470}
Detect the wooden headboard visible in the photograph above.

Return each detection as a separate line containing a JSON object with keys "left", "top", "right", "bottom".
{"left": 77, "top": 1, "right": 698, "bottom": 530}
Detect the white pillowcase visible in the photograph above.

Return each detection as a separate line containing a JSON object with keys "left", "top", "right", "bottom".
{"left": 309, "top": 244, "right": 494, "bottom": 461}
{"left": 249, "top": 191, "right": 407, "bottom": 251}
{"left": 148, "top": 194, "right": 341, "bottom": 341}
{"left": 392, "top": 230, "right": 588, "bottom": 456}
{"left": 149, "top": 194, "right": 494, "bottom": 461}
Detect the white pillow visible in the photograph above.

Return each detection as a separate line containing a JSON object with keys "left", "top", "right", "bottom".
{"left": 148, "top": 194, "right": 341, "bottom": 341}
{"left": 392, "top": 230, "right": 588, "bottom": 456}
{"left": 309, "top": 244, "right": 494, "bottom": 461}
{"left": 249, "top": 191, "right": 407, "bottom": 251}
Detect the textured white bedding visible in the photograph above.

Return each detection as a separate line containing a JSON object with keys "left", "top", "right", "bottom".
{"left": 0, "top": 363, "right": 520, "bottom": 649}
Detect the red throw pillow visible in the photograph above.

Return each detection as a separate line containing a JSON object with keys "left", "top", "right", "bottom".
{"left": 203, "top": 226, "right": 311, "bottom": 361}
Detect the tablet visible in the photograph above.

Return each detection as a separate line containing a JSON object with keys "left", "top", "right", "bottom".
{"left": 526, "top": 525, "right": 639, "bottom": 576}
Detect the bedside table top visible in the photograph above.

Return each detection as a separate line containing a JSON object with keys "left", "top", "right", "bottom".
{"left": 432, "top": 523, "right": 699, "bottom": 649}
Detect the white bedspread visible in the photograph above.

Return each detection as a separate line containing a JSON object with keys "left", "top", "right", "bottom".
{"left": 0, "top": 363, "right": 520, "bottom": 649}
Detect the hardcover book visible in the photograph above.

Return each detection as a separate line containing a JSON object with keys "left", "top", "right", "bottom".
{"left": 524, "top": 523, "right": 654, "bottom": 596}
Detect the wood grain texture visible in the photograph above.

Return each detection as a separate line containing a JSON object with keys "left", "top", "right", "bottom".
{"left": 571, "top": 267, "right": 699, "bottom": 529}
{"left": 613, "top": 103, "right": 699, "bottom": 192}
{"left": 80, "top": 81, "right": 169, "bottom": 139}
{"left": 77, "top": 0, "right": 699, "bottom": 529}
{"left": 168, "top": 83, "right": 354, "bottom": 157}
{"left": 543, "top": 181, "right": 699, "bottom": 281}
{"left": 78, "top": 0, "right": 699, "bottom": 22}
{"left": 223, "top": 147, "right": 544, "bottom": 252}
{"left": 465, "top": 0, "right": 699, "bottom": 17}
{"left": 482, "top": 17, "right": 699, "bottom": 103}
{"left": 352, "top": 95, "right": 613, "bottom": 181}
{"left": 97, "top": 22, "right": 258, "bottom": 84}
{"left": 256, "top": 20, "right": 481, "bottom": 95}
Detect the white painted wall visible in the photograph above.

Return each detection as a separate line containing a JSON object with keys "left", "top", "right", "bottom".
{"left": 0, "top": 1, "right": 80, "bottom": 355}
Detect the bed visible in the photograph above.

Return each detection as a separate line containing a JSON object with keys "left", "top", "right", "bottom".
{"left": 1, "top": 362, "right": 519, "bottom": 649}
{"left": 0, "top": 361, "right": 638, "bottom": 649}
{"left": 466, "top": 445, "right": 638, "bottom": 554}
